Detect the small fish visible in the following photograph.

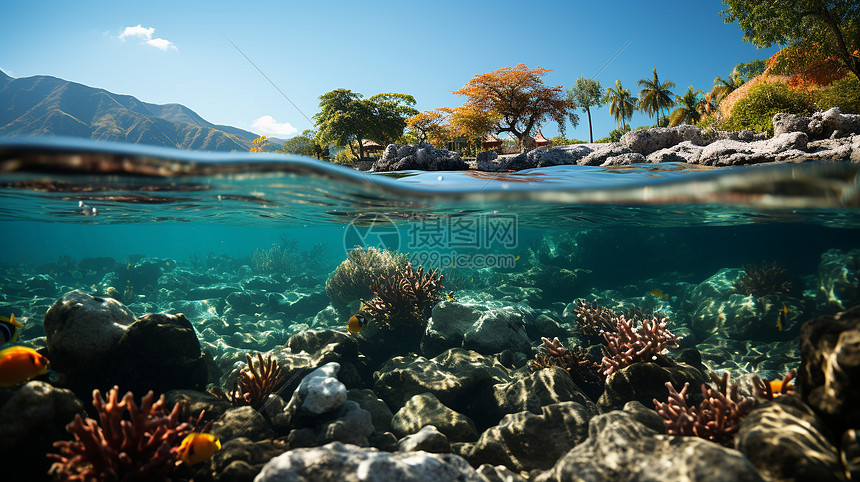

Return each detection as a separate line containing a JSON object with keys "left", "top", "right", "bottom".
{"left": 445, "top": 291, "right": 457, "bottom": 302}
{"left": 347, "top": 313, "right": 369, "bottom": 334}
{"left": 0, "top": 345, "right": 49, "bottom": 387}
{"left": 649, "top": 289, "right": 669, "bottom": 301}
{"left": 514, "top": 255, "right": 520, "bottom": 261}
{"left": 0, "top": 314, "right": 22, "bottom": 346}
{"left": 176, "top": 432, "right": 221, "bottom": 465}
{"left": 776, "top": 304, "right": 788, "bottom": 331}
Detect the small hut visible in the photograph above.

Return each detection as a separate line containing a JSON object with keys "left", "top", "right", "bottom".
{"left": 361, "top": 140, "right": 384, "bottom": 154}
{"left": 481, "top": 134, "right": 503, "bottom": 151}
{"left": 534, "top": 129, "right": 551, "bottom": 148}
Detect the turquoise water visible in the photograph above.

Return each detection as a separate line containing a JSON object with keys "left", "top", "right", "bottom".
{"left": 1, "top": 137, "right": 859, "bottom": 480}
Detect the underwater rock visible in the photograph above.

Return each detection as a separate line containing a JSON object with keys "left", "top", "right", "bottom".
{"left": 295, "top": 362, "right": 348, "bottom": 415}
{"left": 287, "top": 400, "right": 375, "bottom": 448}
{"left": 348, "top": 388, "right": 393, "bottom": 434}
{"left": 165, "top": 389, "right": 232, "bottom": 422}
{"left": 620, "top": 124, "right": 705, "bottom": 156}
{"left": 535, "top": 407, "right": 763, "bottom": 482}
{"left": 254, "top": 441, "right": 484, "bottom": 482}
{"left": 209, "top": 436, "right": 287, "bottom": 482}
{"left": 797, "top": 305, "right": 860, "bottom": 432}
{"left": 462, "top": 400, "right": 597, "bottom": 472}
{"left": 598, "top": 360, "right": 709, "bottom": 411}
{"left": 397, "top": 425, "right": 451, "bottom": 453}
{"left": 372, "top": 348, "right": 510, "bottom": 416}
{"left": 476, "top": 464, "right": 526, "bottom": 482}
{"left": 0, "top": 381, "right": 85, "bottom": 482}
{"left": 186, "top": 283, "right": 242, "bottom": 301}
{"left": 391, "top": 392, "right": 478, "bottom": 442}
{"left": 110, "top": 312, "right": 208, "bottom": 396}
{"left": 43, "top": 290, "right": 135, "bottom": 382}
{"left": 489, "top": 367, "right": 596, "bottom": 427}
{"left": 817, "top": 248, "right": 860, "bottom": 311}
{"left": 24, "top": 274, "right": 56, "bottom": 297}
{"left": 422, "top": 301, "right": 482, "bottom": 356}
{"left": 166, "top": 299, "right": 222, "bottom": 323}
{"left": 212, "top": 406, "right": 276, "bottom": 442}
{"left": 735, "top": 393, "right": 844, "bottom": 482}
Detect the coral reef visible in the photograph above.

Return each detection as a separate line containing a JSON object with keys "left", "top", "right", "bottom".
{"left": 228, "top": 353, "right": 286, "bottom": 411}
{"left": 751, "top": 370, "right": 796, "bottom": 400}
{"left": 530, "top": 337, "right": 602, "bottom": 395}
{"left": 325, "top": 247, "right": 408, "bottom": 310}
{"left": 733, "top": 261, "right": 793, "bottom": 297}
{"left": 48, "top": 386, "right": 207, "bottom": 481}
{"left": 600, "top": 315, "right": 680, "bottom": 376}
{"left": 251, "top": 237, "right": 326, "bottom": 275}
{"left": 572, "top": 299, "right": 618, "bottom": 345}
{"left": 361, "top": 262, "right": 443, "bottom": 330}
{"left": 653, "top": 372, "right": 754, "bottom": 447}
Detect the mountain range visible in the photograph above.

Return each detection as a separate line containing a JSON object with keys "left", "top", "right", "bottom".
{"left": 0, "top": 70, "right": 274, "bottom": 152}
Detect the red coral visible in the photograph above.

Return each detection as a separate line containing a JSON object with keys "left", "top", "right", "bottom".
{"left": 48, "top": 386, "right": 206, "bottom": 482}
{"left": 653, "top": 372, "right": 755, "bottom": 447}
{"left": 600, "top": 315, "right": 680, "bottom": 376}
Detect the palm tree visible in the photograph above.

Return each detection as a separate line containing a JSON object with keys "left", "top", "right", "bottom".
{"left": 668, "top": 86, "right": 704, "bottom": 127}
{"left": 604, "top": 80, "right": 638, "bottom": 131}
{"left": 696, "top": 92, "right": 717, "bottom": 118}
{"left": 638, "top": 68, "right": 675, "bottom": 126}
{"left": 712, "top": 69, "right": 745, "bottom": 104}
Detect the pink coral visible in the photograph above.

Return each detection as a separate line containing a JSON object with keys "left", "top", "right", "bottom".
{"left": 48, "top": 386, "right": 207, "bottom": 482}
{"left": 600, "top": 315, "right": 680, "bottom": 376}
{"left": 653, "top": 372, "right": 755, "bottom": 447}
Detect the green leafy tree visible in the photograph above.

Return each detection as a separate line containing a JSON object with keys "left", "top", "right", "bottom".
{"left": 638, "top": 68, "right": 676, "bottom": 126}
{"left": 721, "top": 0, "right": 860, "bottom": 81}
{"left": 566, "top": 77, "right": 604, "bottom": 142}
{"left": 735, "top": 59, "right": 767, "bottom": 81}
{"left": 313, "top": 89, "right": 417, "bottom": 159}
{"left": 281, "top": 129, "right": 329, "bottom": 159}
{"left": 669, "top": 86, "right": 704, "bottom": 126}
{"left": 603, "top": 80, "right": 638, "bottom": 131}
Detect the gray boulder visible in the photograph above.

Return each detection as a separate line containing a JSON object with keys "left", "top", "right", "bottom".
{"left": 254, "top": 442, "right": 484, "bottom": 482}
{"left": 697, "top": 132, "right": 809, "bottom": 166}
{"left": 620, "top": 124, "right": 705, "bottom": 155}
{"left": 817, "top": 249, "right": 860, "bottom": 311}
{"left": 294, "top": 362, "right": 348, "bottom": 415}
{"left": 536, "top": 144, "right": 595, "bottom": 167}
{"left": 773, "top": 107, "right": 860, "bottom": 140}
{"left": 391, "top": 392, "right": 478, "bottom": 442}
{"left": 645, "top": 141, "right": 704, "bottom": 163}
{"left": 600, "top": 152, "right": 646, "bottom": 166}
{"left": 476, "top": 152, "right": 534, "bottom": 172}
{"left": 373, "top": 142, "right": 467, "bottom": 171}
{"left": 578, "top": 143, "right": 632, "bottom": 166}
{"left": 397, "top": 425, "right": 451, "bottom": 453}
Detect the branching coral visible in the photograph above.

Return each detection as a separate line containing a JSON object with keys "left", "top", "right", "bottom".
{"left": 48, "top": 386, "right": 208, "bottom": 481}
{"left": 733, "top": 261, "right": 793, "bottom": 297}
{"left": 600, "top": 315, "right": 680, "bottom": 376}
{"left": 251, "top": 238, "right": 326, "bottom": 275}
{"left": 361, "top": 262, "right": 443, "bottom": 330}
{"left": 653, "top": 372, "right": 755, "bottom": 447}
{"left": 325, "top": 247, "right": 408, "bottom": 308}
{"left": 573, "top": 299, "right": 618, "bottom": 345}
{"left": 530, "top": 336, "right": 603, "bottom": 391}
{"left": 228, "top": 352, "right": 285, "bottom": 410}
{"left": 751, "top": 370, "right": 796, "bottom": 401}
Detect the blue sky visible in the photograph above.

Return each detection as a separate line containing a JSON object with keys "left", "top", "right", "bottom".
{"left": 0, "top": 0, "right": 779, "bottom": 143}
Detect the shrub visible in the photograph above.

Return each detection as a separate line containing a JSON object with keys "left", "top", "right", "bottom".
{"left": 814, "top": 75, "right": 860, "bottom": 114}
{"left": 719, "top": 81, "right": 814, "bottom": 133}
{"left": 331, "top": 149, "right": 356, "bottom": 165}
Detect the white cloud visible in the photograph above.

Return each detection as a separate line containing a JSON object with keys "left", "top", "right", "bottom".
{"left": 252, "top": 115, "right": 298, "bottom": 137}
{"left": 118, "top": 24, "right": 177, "bottom": 51}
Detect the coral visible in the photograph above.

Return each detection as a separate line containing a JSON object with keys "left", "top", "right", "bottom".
{"left": 733, "top": 261, "right": 793, "bottom": 297}
{"left": 228, "top": 353, "right": 285, "bottom": 411}
{"left": 361, "top": 262, "right": 444, "bottom": 330}
{"left": 48, "top": 386, "right": 207, "bottom": 482}
{"left": 572, "top": 299, "right": 618, "bottom": 345}
{"left": 600, "top": 315, "right": 680, "bottom": 376}
{"left": 653, "top": 372, "right": 755, "bottom": 448}
{"left": 530, "top": 336, "right": 603, "bottom": 392}
{"left": 751, "top": 370, "right": 796, "bottom": 401}
{"left": 251, "top": 238, "right": 326, "bottom": 275}
{"left": 325, "top": 247, "right": 408, "bottom": 308}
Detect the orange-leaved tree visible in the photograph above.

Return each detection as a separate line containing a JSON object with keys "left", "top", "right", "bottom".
{"left": 406, "top": 109, "right": 457, "bottom": 147}
{"left": 450, "top": 64, "right": 577, "bottom": 149}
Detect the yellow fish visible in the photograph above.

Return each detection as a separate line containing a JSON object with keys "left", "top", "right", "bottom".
{"left": 0, "top": 313, "right": 23, "bottom": 346}
{"left": 776, "top": 304, "right": 788, "bottom": 331}
{"left": 0, "top": 345, "right": 49, "bottom": 387}
{"left": 649, "top": 289, "right": 669, "bottom": 301}
{"left": 445, "top": 291, "right": 457, "bottom": 302}
{"left": 176, "top": 432, "right": 221, "bottom": 465}
{"left": 347, "top": 313, "right": 369, "bottom": 334}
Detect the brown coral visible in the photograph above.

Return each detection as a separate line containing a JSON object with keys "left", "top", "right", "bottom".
{"left": 751, "top": 370, "right": 796, "bottom": 401}
{"left": 48, "top": 386, "right": 207, "bottom": 482}
{"left": 653, "top": 372, "right": 755, "bottom": 447}
{"left": 361, "top": 262, "right": 443, "bottom": 330}
{"left": 600, "top": 315, "right": 680, "bottom": 376}
{"left": 530, "top": 336, "right": 603, "bottom": 394}
{"left": 733, "top": 261, "right": 793, "bottom": 297}
{"left": 325, "top": 247, "right": 408, "bottom": 309}
{"left": 572, "top": 299, "right": 618, "bottom": 345}
{"left": 228, "top": 352, "right": 285, "bottom": 410}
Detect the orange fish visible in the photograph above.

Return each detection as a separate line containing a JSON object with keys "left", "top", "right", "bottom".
{"left": 0, "top": 345, "right": 49, "bottom": 387}
{"left": 176, "top": 432, "right": 220, "bottom": 465}
{"left": 347, "top": 313, "right": 369, "bottom": 334}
